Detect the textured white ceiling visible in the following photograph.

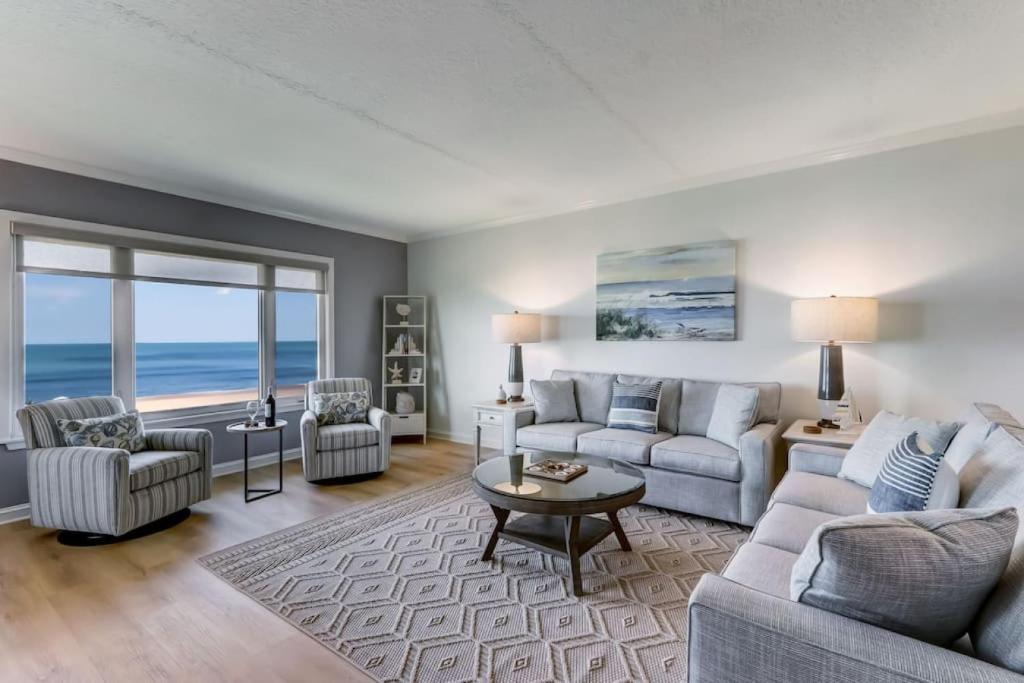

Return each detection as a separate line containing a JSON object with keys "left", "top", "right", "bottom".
{"left": 2, "top": 1, "right": 1023, "bottom": 241}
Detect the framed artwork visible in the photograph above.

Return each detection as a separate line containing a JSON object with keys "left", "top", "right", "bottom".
{"left": 409, "top": 367, "right": 423, "bottom": 384}
{"left": 596, "top": 240, "right": 736, "bottom": 341}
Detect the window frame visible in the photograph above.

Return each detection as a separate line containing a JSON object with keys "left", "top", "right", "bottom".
{"left": 2, "top": 211, "right": 333, "bottom": 444}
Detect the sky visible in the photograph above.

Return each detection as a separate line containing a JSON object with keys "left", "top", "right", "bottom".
{"left": 25, "top": 274, "right": 317, "bottom": 344}
{"left": 596, "top": 240, "right": 735, "bottom": 285}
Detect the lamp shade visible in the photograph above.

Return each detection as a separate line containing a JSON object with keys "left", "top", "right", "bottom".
{"left": 791, "top": 297, "right": 878, "bottom": 343}
{"left": 492, "top": 311, "right": 541, "bottom": 344}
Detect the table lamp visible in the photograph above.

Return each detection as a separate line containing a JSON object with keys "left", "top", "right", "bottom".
{"left": 791, "top": 296, "right": 878, "bottom": 428}
{"left": 492, "top": 311, "right": 541, "bottom": 402}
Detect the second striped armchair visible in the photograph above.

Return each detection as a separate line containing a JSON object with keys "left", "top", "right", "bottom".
{"left": 300, "top": 378, "right": 391, "bottom": 482}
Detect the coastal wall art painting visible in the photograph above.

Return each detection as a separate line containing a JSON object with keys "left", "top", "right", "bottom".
{"left": 596, "top": 240, "right": 736, "bottom": 341}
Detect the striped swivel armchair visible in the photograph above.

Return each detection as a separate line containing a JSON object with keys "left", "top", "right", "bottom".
{"left": 16, "top": 396, "right": 213, "bottom": 542}
{"left": 300, "top": 378, "right": 391, "bottom": 482}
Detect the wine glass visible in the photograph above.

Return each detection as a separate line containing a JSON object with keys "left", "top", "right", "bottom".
{"left": 246, "top": 400, "right": 260, "bottom": 426}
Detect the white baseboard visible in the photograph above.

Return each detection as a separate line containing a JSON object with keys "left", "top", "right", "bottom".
{"left": 0, "top": 447, "right": 304, "bottom": 526}
{"left": 428, "top": 429, "right": 473, "bottom": 445}
{"left": 0, "top": 503, "right": 30, "bottom": 525}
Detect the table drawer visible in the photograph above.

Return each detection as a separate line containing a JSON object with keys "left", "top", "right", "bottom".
{"left": 392, "top": 413, "right": 426, "bottom": 435}
{"left": 475, "top": 410, "right": 504, "bottom": 426}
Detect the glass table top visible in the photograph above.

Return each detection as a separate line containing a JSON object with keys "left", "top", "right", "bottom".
{"left": 472, "top": 450, "right": 645, "bottom": 503}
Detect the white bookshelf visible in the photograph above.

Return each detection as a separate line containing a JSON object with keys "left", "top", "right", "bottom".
{"left": 382, "top": 295, "right": 427, "bottom": 443}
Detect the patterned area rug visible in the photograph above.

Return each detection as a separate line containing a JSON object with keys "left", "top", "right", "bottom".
{"left": 199, "top": 475, "right": 746, "bottom": 682}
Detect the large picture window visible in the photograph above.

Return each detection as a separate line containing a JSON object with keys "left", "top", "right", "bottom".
{"left": 8, "top": 217, "right": 332, "bottom": 434}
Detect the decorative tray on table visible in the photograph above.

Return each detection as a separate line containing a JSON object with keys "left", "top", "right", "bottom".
{"left": 523, "top": 459, "right": 588, "bottom": 483}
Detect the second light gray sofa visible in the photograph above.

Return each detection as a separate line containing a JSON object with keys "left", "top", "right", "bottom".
{"left": 688, "top": 403, "right": 1024, "bottom": 682}
{"left": 516, "top": 369, "right": 784, "bottom": 526}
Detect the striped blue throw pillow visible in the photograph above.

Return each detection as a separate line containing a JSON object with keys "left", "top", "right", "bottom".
{"left": 868, "top": 431, "right": 959, "bottom": 513}
{"left": 607, "top": 381, "right": 662, "bottom": 434}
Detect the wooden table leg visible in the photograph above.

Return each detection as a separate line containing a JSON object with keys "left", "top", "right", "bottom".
{"left": 482, "top": 506, "right": 510, "bottom": 561}
{"left": 565, "top": 516, "right": 583, "bottom": 596}
{"left": 607, "top": 508, "right": 631, "bottom": 551}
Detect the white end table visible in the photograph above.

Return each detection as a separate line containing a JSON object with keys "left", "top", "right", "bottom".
{"left": 472, "top": 400, "right": 536, "bottom": 465}
{"left": 782, "top": 418, "right": 863, "bottom": 450}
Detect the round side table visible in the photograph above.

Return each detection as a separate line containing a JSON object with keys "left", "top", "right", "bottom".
{"left": 227, "top": 420, "right": 288, "bottom": 503}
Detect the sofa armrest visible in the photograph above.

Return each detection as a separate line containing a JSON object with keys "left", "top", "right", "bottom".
{"left": 145, "top": 428, "right": 214, "bottom": 498}
{"left": 789, "top": 442, "right": 849, "bottom": 477}
{"left": 368, "top": 407, "right": 392, "bottom": 467}
{"left": 688, "top": 574, "right": 1024, "bottom": 683}
{"left": 737, "top": 422, "right": 786, "bottom": 525}
{"left": 26, "top": 446, "right": 130, "bottom": 535}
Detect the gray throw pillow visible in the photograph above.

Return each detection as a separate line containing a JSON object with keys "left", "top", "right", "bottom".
{"left": 530, "top": 380, "right": 579, "bottom": 424}
{"left": 705, "top": 384, "right": 759, "bottom": 448}
{"left": 838, "top": 411, "right": 961, "bottom": 488}
{"left": 791, "top": 508, "right": 1018, "bottom": 645}
{"left": 313, "top": 391, "right": 370, "bottom": 425}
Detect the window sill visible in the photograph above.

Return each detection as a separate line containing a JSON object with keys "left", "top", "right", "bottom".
{"left": 2, "top": 437, "right": 26, "bottom": 451}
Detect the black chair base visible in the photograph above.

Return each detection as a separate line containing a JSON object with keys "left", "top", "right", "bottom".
{"left": 309, "top": 471, "right": 384, "bottom": 486}
{"left": 57, "top": 508, "right": 191, "bottom": 547}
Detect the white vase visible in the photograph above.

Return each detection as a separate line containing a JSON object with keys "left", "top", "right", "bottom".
{"left": 395, "top": 391, "right": 416, "bottom": 415}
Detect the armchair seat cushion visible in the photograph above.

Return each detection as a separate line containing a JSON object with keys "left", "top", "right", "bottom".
{"left": 129, "top": 450, "right": 202, "bottom": 491}
{"left": 517, "top": 422, "right": 603, "bottom": 452}
{"left": 576, "top": 428, "right": 673, "bottom": 465}
{"left": 317, "top": 423, "right": 380, "bottom": 451}
{"left": 650, "top": 435, "right": 740, "bottom": 481}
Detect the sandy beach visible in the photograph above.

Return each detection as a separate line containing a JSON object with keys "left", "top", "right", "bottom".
{"left": 136, "top": 384, "right": 305, "bottom": 413}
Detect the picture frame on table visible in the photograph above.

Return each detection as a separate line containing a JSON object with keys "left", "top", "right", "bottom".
{"left": 409, "top": 367, "right": 423, "bottom": 384}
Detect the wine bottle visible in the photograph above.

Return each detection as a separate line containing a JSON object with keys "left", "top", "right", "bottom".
{"left": 264, "top": 386, "right": 276, "bottom": 427}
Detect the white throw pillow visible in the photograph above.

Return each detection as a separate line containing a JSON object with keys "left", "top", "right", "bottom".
{"left": 705, "top": 384, "right": 760, "bottom": 448}
{"left": 838, "top": 411, "right": 961, "bottom": 488}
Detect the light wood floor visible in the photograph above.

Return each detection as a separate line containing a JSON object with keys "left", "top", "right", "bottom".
{"left": 0, "top": 438, "right": 477, "bottom": 682}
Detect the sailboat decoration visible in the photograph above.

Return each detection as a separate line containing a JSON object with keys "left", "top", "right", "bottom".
{"left": 834, "top": 388, "right": 863, "bottom": 431}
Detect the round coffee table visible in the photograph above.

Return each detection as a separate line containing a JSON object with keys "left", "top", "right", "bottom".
{"left": 472, "top": 451, "right": 646, "bottom": 596}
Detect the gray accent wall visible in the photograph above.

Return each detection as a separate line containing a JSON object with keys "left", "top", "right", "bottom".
{"left": 0, "top": 160, "right": 407, "bottom": 510}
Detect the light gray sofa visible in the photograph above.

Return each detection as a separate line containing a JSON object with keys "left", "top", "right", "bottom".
{"left": 688, "top": 403, "right": 1024, "bottom": 682}
{"left": 300, "top": 378, "right": 391, "bottom": 482}
{"left": 16, "top": 396, "right": 213, "bottom": 540}
{"left": 516, "top": 369, "right": 783, "bottom": 526}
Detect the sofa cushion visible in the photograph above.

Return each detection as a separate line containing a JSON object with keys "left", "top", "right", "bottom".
{"left": 679, "top": 380, "right": 781, "bottom": 436}
{"left": 517, "top": 422, "right": 604, "bottom": 452}
{"left": 705, "top": 384, "right": 760, "bottom": 448}
{"left": 947, "top": 402, "right": 1020, "bottom": 472}
{"left": 530, "top": 379, "right": 579, "bottom": 424}
{"left": 721, "top": 541, "right": 799, "bottom": 599}
{"left": 650, "top": 435, "right": 740, "bottom": 481}
{"left": 771, "top": 471, "right": 870, "bottom": 516}
{"left": 128, "top": 450, "right": 202, "bottom": 491}
{"left": 316, "top": 422, "right": 379, "bottom": 450}
{"left": 838, "top": 411, "right": 961, "bottom": 488}
{"left": 962, "top": 424, "right": 1024, "bottom": 673}
{"left": 576, "top": 428, "right": 672, "bottom": 465}
{"left": 617, "top": 375, "right": 681, "bottom": 434}
{"left": 791, "top": 508, "right": 1018, "bottom": 646}
{"left": 551, "top": 369, "right": 615, "bottom": 425}
{"left": 750, "top": 502, "right": 839, "bottom": 554}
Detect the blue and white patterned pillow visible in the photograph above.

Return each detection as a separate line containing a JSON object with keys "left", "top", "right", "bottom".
{"left": 607, "top": 381, "right": 662, "bottom": 434}
{"left": 868, "top": 431, "right": 959, "bottom": 513}
{"left": 313, "top": 391, "right": 370, "bottom": 426}
{"left": 57, "top": 411, "right": 146, "bottom": 453}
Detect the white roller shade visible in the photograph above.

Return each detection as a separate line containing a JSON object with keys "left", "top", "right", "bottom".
{"left": 19, "top": 238, "right": 112, "bottom": 275}
{"left": 275, "top": 266, "right": 322, "bottom": 292}
{"left": 134, "top": 250, "right": 259, "bottom": 288}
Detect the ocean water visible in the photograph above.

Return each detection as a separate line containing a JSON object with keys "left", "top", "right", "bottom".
{"left": 25, "top": 341, "right": 316, "bottom": 403}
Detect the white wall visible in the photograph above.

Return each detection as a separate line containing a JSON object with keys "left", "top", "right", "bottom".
{"left": 409, "top": 127, "right": 1024, "bottom": 443}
